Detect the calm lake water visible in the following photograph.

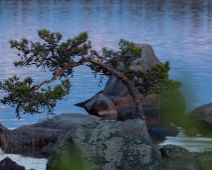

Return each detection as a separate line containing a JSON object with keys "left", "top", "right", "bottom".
{"left": 0, "top": 0, "right": 212, "bottom": 169}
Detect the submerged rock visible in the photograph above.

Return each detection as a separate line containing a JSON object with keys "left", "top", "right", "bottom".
{"left": 0, "top": 157, "right": 25, "bottom": 170}
{"left": 46, "top": 119, "right": 162, "bottom": 170}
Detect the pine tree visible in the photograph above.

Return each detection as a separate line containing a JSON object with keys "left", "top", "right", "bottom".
{"left": 0, "top": 30, "right": 181, "bottom": 120}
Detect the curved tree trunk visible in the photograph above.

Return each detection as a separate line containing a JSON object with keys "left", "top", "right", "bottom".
{"left": 123, "top": 80, "right": 145, "bottom": 120}
{"left": 82, "top": 56, "right": 146, "bottom": 120}
{"left": 123, "top": 80, "right": 149, "bottom": 138}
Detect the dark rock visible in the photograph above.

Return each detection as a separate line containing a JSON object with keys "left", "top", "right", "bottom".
{"left": 46, "top": 119, "right": 162, "bottom": 170}
{"left": 148, "top": 124, "right": 179, "bottom": 137}
{"left": 40, "top": 143, "right": 54, "bottom": 156}
{"left": 148, "top": 124, "right": 179, "bottom": 144}
{"left": 161, "top": 145, "right": 212, "bottom": 170}
{"left": 160, "top": 144, "right": 190, "bottom": 159}
{"left": 82, "top": 94, "right": 117, "bottom": 120}
{"left": 0, "top": 113, "right": 101, "bottom": 158}
{"left": 0, "top": 157, "right": 25, "bottom": 170}
{"left": 185, "top": 103, "right": 212, "bottom": 136}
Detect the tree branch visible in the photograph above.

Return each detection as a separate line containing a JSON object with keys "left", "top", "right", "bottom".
{"left": 82, "top": 56, "right": 127, "bottom": 81}
{"left": 91, "top": 50, "right": 120, "bottom": 62}
{"left": 31, "top": 60, "right": 86, "bottom": 92}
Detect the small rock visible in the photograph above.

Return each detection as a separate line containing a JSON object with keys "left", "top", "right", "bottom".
{"left": 0, "top": 157, "right": 26, "bottom": 170}
{"left": 40, "top": 143, "right": 54, "bottom": 156}
{"left": 82, "top": 94, "right": 118, "bottom": 120}
{"left": 160, "top": 144, "right": 191, "bottom": 159}
{"left": 186, "top": 103, "right": 212, "bottom": 136}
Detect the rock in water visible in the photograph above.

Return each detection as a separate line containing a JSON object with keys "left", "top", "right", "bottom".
{"left": 185, "top": 103, "right": 212, "bottom": 136}
{"left": 160, "top": 144, "right": 212, "bottom": 170}
{"left": 46, "top": 119, "right": 162, "bottom": 170}
{"left": 76, "top": 44, "right": 185, "bottom": 126}
{"left": 82, "top": 94, "right": 118, "bottom": 120}
{"left": 0, "top": 157, "right": 25, "bottom": 170}
{"left": 0, "top": 113, "right": 101, "bottom": 157}
{"left": 160, "top": 144, "right": 190, "bottom": 159}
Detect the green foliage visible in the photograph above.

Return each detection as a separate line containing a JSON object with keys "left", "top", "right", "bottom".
{"left": 3, "top": 29, "right": 90, "bottom": 117}
{"left": 0, "top": 29, "right": 181, "bottom": 118}
{"left": 118, "top": 39, "right": 142, "bottom": 59}
{"left": 87, "top": 39, "right": 142, "bottom": 75}
{"left": 0, "top": 76, "right": 71, "bottom": 118}
{"left": 89, "top": 39, "right": 181, "bottom": 97}
{"left": 110, "top": 39, "right": 142, "bottom": 68}
{"left": 10, "top": 29, "right": 91, "bottom": 77}
{"left": 126, "top": 61, "right": 181, "bottom": 96}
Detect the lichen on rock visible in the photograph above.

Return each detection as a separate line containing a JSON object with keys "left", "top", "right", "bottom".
{"left": 46, "top": 119, "right": 162, "bottom": 170}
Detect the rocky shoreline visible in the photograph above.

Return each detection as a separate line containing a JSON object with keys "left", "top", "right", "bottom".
{"left": 0, "top": 113, "right": 181, "bottom": 159}
{"left": 0, "top": 113, "right": 101, "bottom": 158}
{"left": 0, "top": 113, "right": 212, "bottom": 169}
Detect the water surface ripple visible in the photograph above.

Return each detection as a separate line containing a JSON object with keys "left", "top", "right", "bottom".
{"left": 0, "top": 1, "right": 211, "bottom": 167}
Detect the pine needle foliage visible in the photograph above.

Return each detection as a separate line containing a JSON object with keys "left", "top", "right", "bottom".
{"left": 0, "top": 30, "right": 181, "bottom": 119}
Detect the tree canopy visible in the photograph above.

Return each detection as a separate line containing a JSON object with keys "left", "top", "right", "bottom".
{"left": 0, "top": 30, "right": 181, "bottom": 119}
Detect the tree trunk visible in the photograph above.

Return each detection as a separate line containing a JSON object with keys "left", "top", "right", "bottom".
{"left": 123, "top": 80, "right": 149, "bottom": 138}
{"left": 123, "top": 80, "right": 145, "bottom": 120}
{"left": 81, "top": 57, "right": 148, "bottom": 127}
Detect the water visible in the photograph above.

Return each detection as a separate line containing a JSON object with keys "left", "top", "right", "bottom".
{"left": 0, "top": 148, "right": 47, "bottom": 170}
{"left": 0, "top": 0, "right": 212, "bottom": 168}
{"left": 0, "top": 0, "right": 211, "bottom": 127}
{"left": 159, "top": 127, "right": 212, "bottom": 152}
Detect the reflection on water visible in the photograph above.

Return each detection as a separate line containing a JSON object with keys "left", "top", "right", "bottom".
{"left": 0, "top": 0, "right": 211, "bottom": 167}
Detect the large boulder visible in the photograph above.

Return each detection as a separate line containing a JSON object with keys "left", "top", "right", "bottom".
{"left": 77, "top": 44, "right": 185, "bottom": 136}
{"left": 185, "top": 103, "right": 212, "bottom": 136}
{"left": 77, "top": 44, "right": 185, "bottom": 121}
{"left": 46, "top": 119, "right": 162, "bottom": 170}
{"left": 0, "top": 113, "right": 101, "bottom": 157}
{"left": 77, "top": 44, "right": 162, "bottom": 120}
